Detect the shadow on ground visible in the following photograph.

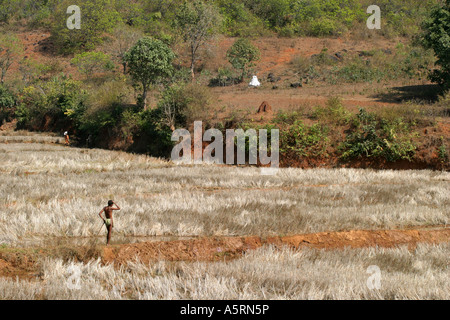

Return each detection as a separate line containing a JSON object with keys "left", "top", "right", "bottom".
{"left": 371, "top": 84, "right": 442, "bottom": 104}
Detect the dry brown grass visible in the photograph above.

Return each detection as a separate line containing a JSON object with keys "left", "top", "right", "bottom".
{"left": 0, "top": 243, "right": 448, "bottom": 300}
{"left": 0, "top": 140, "right": 448, "bottom": 246}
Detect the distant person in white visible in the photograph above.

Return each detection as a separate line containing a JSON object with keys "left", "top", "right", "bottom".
{"left": 64, "top": 131, "right": 70, "bottom": 146}
{"left": 249, "top": 75, "right": 261, "bottom": 87}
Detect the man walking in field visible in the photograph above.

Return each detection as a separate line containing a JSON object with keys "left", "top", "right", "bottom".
{"left": 98, "top": 200, "right": 121, "bottom": 245}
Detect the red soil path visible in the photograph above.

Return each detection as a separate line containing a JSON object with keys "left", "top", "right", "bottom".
{"left": 102, "top": 227, "right": 450, "bottom": 265}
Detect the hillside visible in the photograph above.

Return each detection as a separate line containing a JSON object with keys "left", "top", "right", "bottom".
{"left": 0, "top": 0, "right": 448, "bottom": 170}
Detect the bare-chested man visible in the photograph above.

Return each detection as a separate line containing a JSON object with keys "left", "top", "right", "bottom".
{"left": 98, "top": 200, "right": 120, "bottom": 245}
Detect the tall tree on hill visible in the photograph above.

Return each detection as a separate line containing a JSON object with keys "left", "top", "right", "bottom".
{"left": 105, "top": 23, "right": 144, "bottom": 74}
{"left": 226, "top": 38, "right": 260, "bottom": 82}
{"left": 174, "top": 0, "right": 222, "bottom": 81}
{"left": 124, "top": 37, "right": 175, "bottom": 110}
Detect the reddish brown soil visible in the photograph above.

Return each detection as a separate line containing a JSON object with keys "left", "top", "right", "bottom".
{"left": 0, "top": 250, "right": 40, "bottom": 280}
{"left": 0, "top": 227, "right": 448, "bottom": 279}
{"left": 102, "top": 227, "right": 450, "bottom": 266}
{"left": 4, "top": 30, "right": 449, "bottom": 170}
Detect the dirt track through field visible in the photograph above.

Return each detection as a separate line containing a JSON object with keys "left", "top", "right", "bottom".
{"left": 102, "top": 227, "right": 450, "bottom": 265}
{"left": 1, "top": 226, "right": 448, "bottom": 280}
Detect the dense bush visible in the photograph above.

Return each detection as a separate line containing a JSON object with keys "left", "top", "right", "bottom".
{"left": 15, "top": 76, "right": 86, "bottom": 130}
{"left": 226, "top": 38, "right": 260, "bottom": 82}
{"left": 339, "top": 108, "right": 416, "bottom": 162}
{"left": 280, "top": 121, "right": 330, "bottom": 157}
{"left": 0, "top": 85, "right": 16, "bottom": 124}
{"left": 51, "top": 0, "right": 120, "bottom": 54}
{"left": 0, "top": 0, "right": 51, "bottom": 25}
{"left": 0, "top": 0, "right": 442, "bottom": 41}
{"left": 421, "top": 0, "right": 450, "bottom": 89}
{"left": 216, "top": 0, "right": 267, "bottom": 37}
{"left": 78, "top": 78, "right": 131, "bottom": 134}
{"left": 299, "top": 45, "right": 436, "bottom": 85}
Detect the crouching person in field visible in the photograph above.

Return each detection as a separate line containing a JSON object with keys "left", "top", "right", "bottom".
{"left": 98, "top": 200, "right": 120, "bottom": 245}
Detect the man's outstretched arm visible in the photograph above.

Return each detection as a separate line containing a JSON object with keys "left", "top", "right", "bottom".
{"left": 112, "top": 201, "right": 120, "bottom": 210}
{"left": 98, "top": 208, "right": 105, "bottom": 221}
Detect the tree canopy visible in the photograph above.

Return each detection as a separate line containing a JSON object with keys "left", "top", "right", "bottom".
{"left": 124, "top": 37, "right": 176, "bottom": 109}
{"left": 226, "top": 38, "right": 260, "bottom": 81}
{"left": 421, "top": 0, "right": 450, "bottom": 89}
{"left": 174, "top": 0, "right": 221, "bottom": 80}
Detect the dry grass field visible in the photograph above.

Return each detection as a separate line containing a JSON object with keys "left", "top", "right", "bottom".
{"left": 1, "top": 244, "right": 449, "bottom": 300}
{"left": 0, "top": 135, "right": 448, "bottom": 299}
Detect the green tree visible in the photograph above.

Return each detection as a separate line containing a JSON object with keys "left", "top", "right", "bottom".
{"left": 124, "top": 37, "right": 175, "bottom": 109}
{"left": 51, "top": 0, "right": 120, "bottom": 54}
{"left": 0, "top": 84, "right": 16, "bottom": 123}
{"left": 174, "top": 0, "right": 222, "bottom": 81}
{"left": 71, "top": 51, "right": 115, "bottom": 79}
{"left": 226, "top": 38, "right": 260, "bottom": 82}
{"left": 243, "top": 0, "right": 291, "bottom": 29}
{"left": 0, "top": 33, "right": 23, "bottom": 83}
{"left": 421, "top": 0, "right": 450, "bottom": 89}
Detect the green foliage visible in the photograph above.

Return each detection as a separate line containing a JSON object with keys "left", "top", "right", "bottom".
{"left": 325, "top": 46, "right": 434, "bottom": 84}
{"left": 18, "top": 58, "right": 51, "bottom": 85}
{"left": 312, "top": 97, "right": 351, "bottom": 125}
{"left": 226, "top": 38, "right": 261, "bottom": 81}
{"left": 311, "top": 48, "right": 337, "bottom": 66}
{"left": 0, "top": 84, "right": 16, "bottom": 123}
{"left": 124, "top": 37, "right": 175, "bottom": 109}
{"left": 0, "top": 0, "right": 441, "bottom": 40}
{"left": 71, "top": 52, "right": 115, "bottom": 79}
{"left": 290, "top": 0, "right": 364, "bottom": 36}
{"left": 310, "top": 19, "right": 340, "bottom": 37}
{"left": 280, "top": 120, "right": 330, "bottom": 157}
{"left": 421, "top": 0, "right": 450, "bottom": 89}
{"left": 51, "top": 0, "right": 121, "bottom": 54}
{"left": 157, "top": 83, "right": 213, "bottom": 129}
{"left": 339, "top": 108, "right": 416, "bottom": 162}
{"left": 216, "top": 0, "right": 267, "bottom": 37}
{"left": 369, "top": 0, "right": 439, "bottom": 38}
{"left": 437, "top": 137, "right": 448, "bottom": 162}
{"left": 243, "top": 0, "right": 292, "bottom": 29}
{"left": 113, "top": 0, "right": 145, "bottom": 27}
{"left": 138, "top": 107, "right": 175, "bottom": 158}
{"left": 274, "top": 110, "right": 302, "bottom": 125}
{"left": 16, "top": 75, "right": 86, "bottom": 130}
{"left": 0, "top": 0, "right": 51, "bottom": 25}
{"left": 332, "top": 61, "right": 384, "bottom": 83}
{"left": 0, "top": 33, "right": 23, "bottom": 83}
{"left": 174, "top": 0, "right": 221, "bottom": 79}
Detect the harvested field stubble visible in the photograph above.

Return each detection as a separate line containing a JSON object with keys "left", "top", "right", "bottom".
{"left": 0, "top": 244, "right": 448, "bottom": 299}
{"left": 0, "top": 136, "right": 448, "bottom": 300}
{"left": 0, "top": 141, "right": 449, "bottom": 246}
